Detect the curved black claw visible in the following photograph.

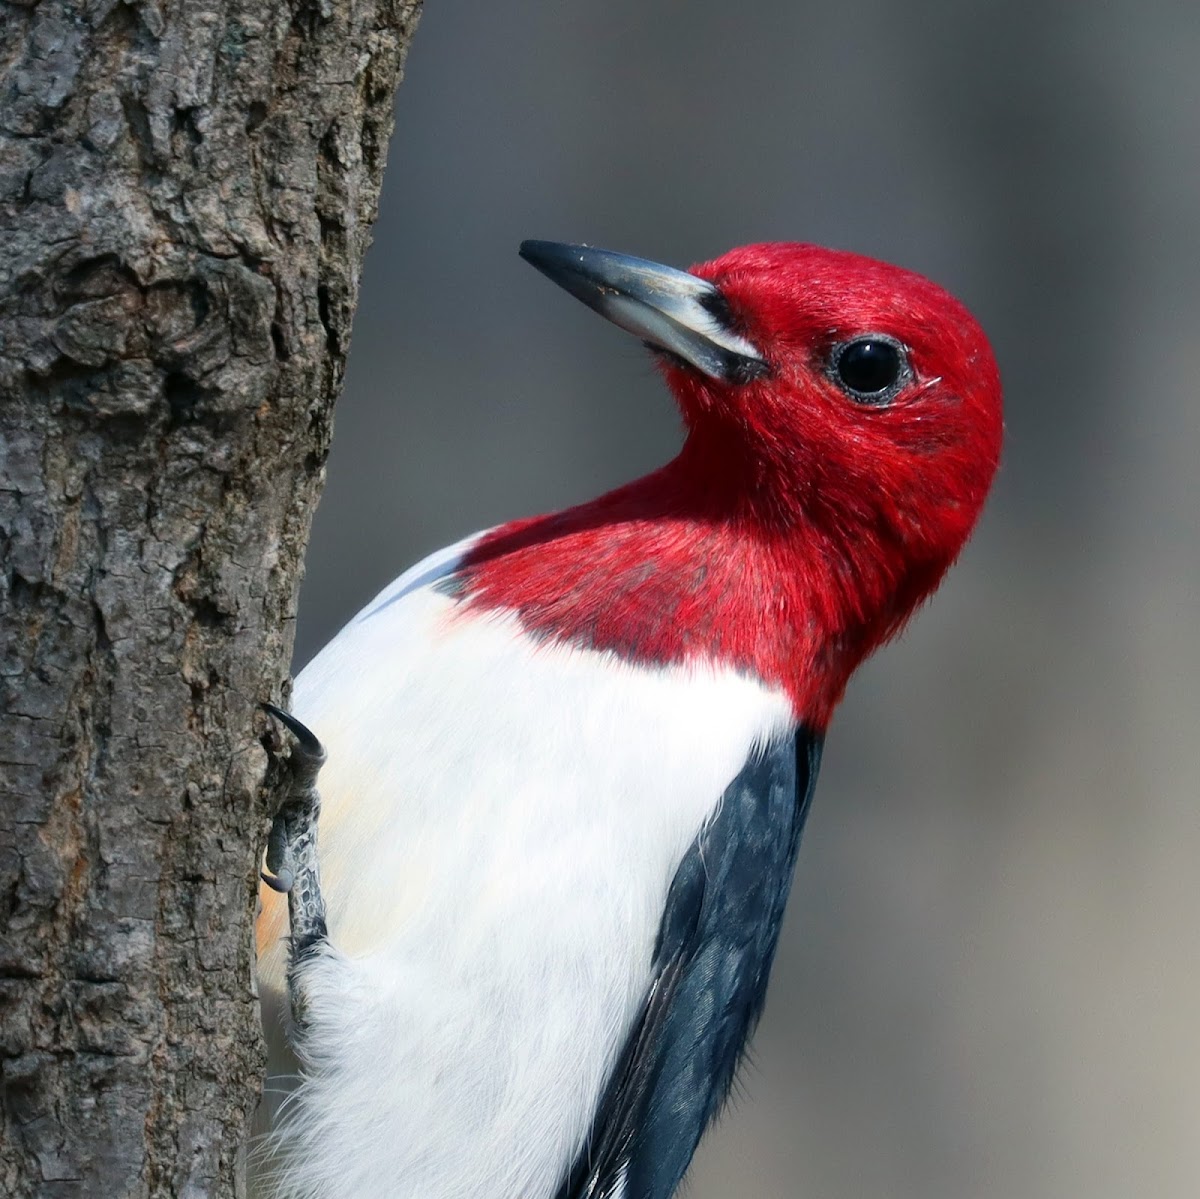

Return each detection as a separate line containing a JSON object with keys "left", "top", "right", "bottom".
{"left": 259, "top": 701, "right": 328, "bottom": 959}
{"left": 261, "top": 702, "right": 327, "bottom": 767}
{"left": 261, "top": 867, "right": 293, "bottom": 893}
{"left": 262, "top": 804, "right": 294, "bottom": 892}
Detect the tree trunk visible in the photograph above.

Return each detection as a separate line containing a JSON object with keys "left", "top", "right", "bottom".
{"left": 0, "top": 0, "right": 421, "bottom": 1194}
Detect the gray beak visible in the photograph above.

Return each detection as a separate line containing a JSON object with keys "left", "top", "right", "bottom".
{"left": 519, "top": 240, "right": 766, "bottom": 383}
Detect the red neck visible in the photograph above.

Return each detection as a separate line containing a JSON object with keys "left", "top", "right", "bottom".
{"left": 455, "top": 433, "right": 933, "bottom": 729}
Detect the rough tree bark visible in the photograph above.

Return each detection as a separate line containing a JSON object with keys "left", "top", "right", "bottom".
{"left": 0, "top": 0, "right": 421, "bottom": 1194}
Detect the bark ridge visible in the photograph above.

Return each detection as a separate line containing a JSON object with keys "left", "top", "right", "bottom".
{"left": 0, "top": 0, "right": 421, "bottom": 1193}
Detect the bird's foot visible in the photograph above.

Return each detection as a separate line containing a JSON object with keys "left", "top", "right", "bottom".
{"left": 261, "top": 703, "right": 329, "bottom": 960}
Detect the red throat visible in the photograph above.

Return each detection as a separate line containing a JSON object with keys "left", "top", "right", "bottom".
{"left": 453, "top": 445, "right": 940, "bottom": 731}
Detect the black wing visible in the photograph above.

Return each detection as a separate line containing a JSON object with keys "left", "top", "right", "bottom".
{"left": 554, "top": 727, "right": 824, "bottom": 1199}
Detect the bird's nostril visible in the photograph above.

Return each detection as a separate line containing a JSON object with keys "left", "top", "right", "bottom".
{"left": 697, "top": 289, "right": 736, "bottom": 326}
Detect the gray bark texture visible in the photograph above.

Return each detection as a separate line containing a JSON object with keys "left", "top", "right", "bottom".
{"left": 0, "top": 0, "right": 421, "bottom": 1194}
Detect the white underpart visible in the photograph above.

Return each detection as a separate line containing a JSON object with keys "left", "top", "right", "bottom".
{"left": 253, "top": 539, "right": 793, "bottom": 1199}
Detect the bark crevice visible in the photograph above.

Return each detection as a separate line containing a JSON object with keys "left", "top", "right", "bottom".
{"left": 0, "top": 1, "right": 422, "bottom": 1194}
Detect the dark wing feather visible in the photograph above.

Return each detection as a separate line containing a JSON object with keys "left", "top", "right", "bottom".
{"left": 555, "top": 728, "right": 824, "bottom": 1199}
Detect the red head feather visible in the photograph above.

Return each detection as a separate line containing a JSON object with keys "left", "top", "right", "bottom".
{"left": 457, "top": 243, "right": 1003, "bottom": 729}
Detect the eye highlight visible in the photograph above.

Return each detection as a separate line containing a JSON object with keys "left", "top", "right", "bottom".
{"left": 830, "top": 335, "right": 911, "bottom": 404}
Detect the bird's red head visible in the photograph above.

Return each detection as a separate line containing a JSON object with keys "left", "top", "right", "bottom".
{"left": 670, "top": 241, "right": 1003, "bottom": 647}
{"left": 461, "top": 241, "right": 1003, "bottom": 728}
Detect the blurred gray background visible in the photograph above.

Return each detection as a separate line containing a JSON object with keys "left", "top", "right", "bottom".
{"left": 294, "top": 3, "right": 1200, "bottom": 1196}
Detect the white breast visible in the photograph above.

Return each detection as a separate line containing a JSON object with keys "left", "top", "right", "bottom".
{"left": 254, "top": 544, "right": 793, "bottom": 1199}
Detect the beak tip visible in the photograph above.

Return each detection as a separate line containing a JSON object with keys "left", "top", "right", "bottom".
{"left": 519, "top": 240, "right": 591, "bottom": 295}
{"left": 518, "top": 239, "right": 564, "bottom": 269}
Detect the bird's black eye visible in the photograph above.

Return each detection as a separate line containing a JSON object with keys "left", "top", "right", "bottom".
{"left": 831, "top": 336, "right": 909, "bottom": 404}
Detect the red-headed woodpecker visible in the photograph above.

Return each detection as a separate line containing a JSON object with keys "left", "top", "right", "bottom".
{"left": 251, "top": 241, "right": 1003, "bottom": 1199}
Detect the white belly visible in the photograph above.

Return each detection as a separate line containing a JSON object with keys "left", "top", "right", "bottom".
{"left": 254, "top": 573, "right": 792, "bottom": 1199}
